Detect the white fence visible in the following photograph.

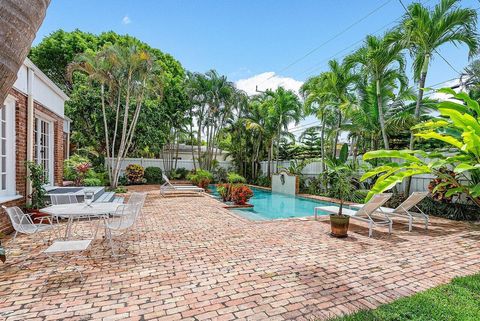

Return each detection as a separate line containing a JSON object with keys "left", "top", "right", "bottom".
{"left": 105, "top": 158, "right": 232, "bottom": 174}
{"left": 108, "top": 157, "right": 435, "bottom": 194}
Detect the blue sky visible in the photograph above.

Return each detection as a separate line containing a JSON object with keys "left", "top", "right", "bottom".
{"left": 35, "top": 0, "right": 478, "bottom": 85}
{"left": 35, "top": 0, "right": 479, "bottom": 134}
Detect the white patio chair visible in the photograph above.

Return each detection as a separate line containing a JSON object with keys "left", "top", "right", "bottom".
{"left": 104, "top": 203, "right": 141, "bottom": 257}
{"left": 50, "top": 193, "right": 98, "bottom": 238}
{"left": 160, "top": 173, "right": 204, "bottom": 196}
{"left": 127, "top": 192, "right": 148, "bottom": 231}
{"left": 315, "top": 193, "right": 393, "bottom": 237}
{"left": 50, "top": 194, "right": 79, "bottom": 205}
{"left": 2, "top": 205, "right": 56, "bottom": 242}
{"left": 351, "top": 192, "right": 429, "bottom": 231}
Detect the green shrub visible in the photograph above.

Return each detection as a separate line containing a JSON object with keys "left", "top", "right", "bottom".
{"left": 144, "top": 167, "right": 162, "bottom": 184}
{"left": 118, "top": 175, "right": 128, "bottom": 186}
{"left": 187, "top": 169, "right": 213, "bottom": 189}
{"left": 213, "top": 167, "right": 228, "bottom": 183}
{"left": 115, "top": 186, "right": 128, "bottom": 193}
{"left": 254, "top": 175, "right": 271, "bottom": 187}
{"left": 169, "top": 167, "right": 189, "bottom": 180}
{"left": 64, "top": 154, "right": 90, "bottom": 181}
{"left": 227, "top": 172, "right": 246, "bottom": 184}
{"left": 83, "top": 178, "right": 102, "bottom": 186}
{"left": 125, "top": 164, "right": 145, "bottom": 184}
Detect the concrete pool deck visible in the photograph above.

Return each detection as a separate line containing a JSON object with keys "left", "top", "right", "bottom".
{"left": 0, "top": 184, "right": 479, "bottom": 320}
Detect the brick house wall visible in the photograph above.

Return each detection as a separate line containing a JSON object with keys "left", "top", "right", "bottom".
{"left": 0, "top": 88, "right": 65, "bottom": 235}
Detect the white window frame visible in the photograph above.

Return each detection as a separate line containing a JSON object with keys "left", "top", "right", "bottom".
{"left": 34, "top": 113, "right": 54, "bottom": 186}
{"left": 0, "top": 96, "right": 16, "bottom": 197}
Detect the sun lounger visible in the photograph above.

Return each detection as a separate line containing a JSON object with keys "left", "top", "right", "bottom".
{"left": 160, "top": 174, "right": 204, "bottom": 196}
{"left": 351, "top": 192, "right": 429, "bottom": 231}
{"left": 315, "top": 193, "right": 393, "bottom": 237}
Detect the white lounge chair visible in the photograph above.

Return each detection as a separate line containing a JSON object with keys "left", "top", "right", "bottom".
{"left": 2, "top": 205, "right": 56, "bottom": 242}
{"left": 351, "top": 192, "right": 429, "bottom": 231}
{"left": 315, "top": 193, "right": 393, "bottom": 237}
{"left": 160, "top": 173, "right": 204, "bottom": 196}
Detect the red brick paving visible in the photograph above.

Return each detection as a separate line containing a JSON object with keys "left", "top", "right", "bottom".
{"left": 0, "top": 185, "right": 479, "bottom": 320}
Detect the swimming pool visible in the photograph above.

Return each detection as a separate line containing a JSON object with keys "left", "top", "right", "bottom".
{"left": 209, "top": 185, "right": 339, "bottom": 221}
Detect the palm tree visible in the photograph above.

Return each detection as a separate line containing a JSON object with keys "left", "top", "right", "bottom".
{"left": 400, "top": 0, "right": 478, "bottom": 195}
{"left": 347, "top": 33, "right": 407, "bottom": 150}
{"left": 400, "top": 0, "right": 478, "bottom": 150}
{"left": 69, "top": 45, "right": 161, "bottom": 187}
{"left": 0, "top": 0, "right": 51, "bottom": 103}
{"left": 265, "top": 87, "right": 302, "bottom": 173}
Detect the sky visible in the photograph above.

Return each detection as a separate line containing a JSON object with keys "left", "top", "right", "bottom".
{"left": 34, "top": 0, "right": 479, "bottom": 137}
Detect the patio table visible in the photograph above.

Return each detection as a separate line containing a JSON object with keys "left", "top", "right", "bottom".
{"left": 40, "top": 203, "right": 121, "bottom": 239}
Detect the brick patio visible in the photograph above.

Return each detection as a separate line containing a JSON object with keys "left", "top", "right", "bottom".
{"left": 1, "top": 185, "right": 479, "bottom": 321}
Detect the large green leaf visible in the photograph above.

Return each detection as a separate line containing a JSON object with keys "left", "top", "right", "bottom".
{"left": 363, "top": 150, "right": 423, "bottom": 163}
{"left": 366, "top": 168, "right": 431, "bottom": 201}
{"left": 437, "top": 100, "right": 468, "bottom": 114}
{"left": 360, "top": 164, "right": 398, "bottom": 181}
{"left": 415, "top": 132, "right": 463, "bottom": 149}
{"left": 439, "top": 108, "right": 480, "bottom": 135}
{"left": 454, "top": 163, "right": 480, "bottom": 174}
{"left": 445, "top": 187, "right": 464, "bottom": 198}
{"left": 338, "top": 144, "right": 348, "bottom": 164}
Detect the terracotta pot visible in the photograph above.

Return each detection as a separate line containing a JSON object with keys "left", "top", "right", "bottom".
{"left": 330, "top": 214, "right": 350, "bottom": 238}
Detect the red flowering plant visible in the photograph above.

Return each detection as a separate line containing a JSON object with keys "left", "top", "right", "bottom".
{"left": 217, "top": 183, "right": 232, "bottom": 202}
{"left": 74, "top": 162, "right": 91, "bottom": 186}
{"left": 231, "top": 185, "right": 253, "bottom": 205}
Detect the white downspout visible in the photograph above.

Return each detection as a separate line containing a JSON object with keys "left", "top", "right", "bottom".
{"left": 26, "top": 68, "right": 35, "bottom": 203}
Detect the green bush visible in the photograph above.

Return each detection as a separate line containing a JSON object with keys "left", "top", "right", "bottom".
{"left": 169, "top": 167, "right": 189, "bottom": 180}
{"left": 144, "top": 167, "right": 162, "bottom": 184}
{"left": 83, "top": 178, "right": 102, "bottom": 186}
{"left": 254, "top": 175, "right": 271, "bottom": 187}
{"left": 213, "top": 167, "right": 228, "bottom": 183}
{"left": 227, "top": 172, "right": 246, "bottom": 184}
{"left": 64, "top": 154, "right": 90, "bottom": 181}
{"left": 187, "top": 169, "right": 213, "bottom": 189}
{"left": 115, "top": 186, "right": 128, "bottom": 193}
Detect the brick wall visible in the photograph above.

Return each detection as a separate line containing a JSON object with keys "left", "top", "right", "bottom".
{"left": 0, "top": 88, "right": 65, "bottom": 234}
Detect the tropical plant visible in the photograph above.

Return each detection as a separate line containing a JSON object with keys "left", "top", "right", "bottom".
{"left": 26, "top": 162, "right": 48, "bottom": 210}
{"left": 399, "top": 0, "right": 479, "bottom": 195}
{"left": 216, "top": 183, "right": 232, "bottom": 202}
{"left": 231, "top": 185, "right": 254, "bottom": 205}
{"left": 125, "top": 164, "right": 145, "bottom": 184}
{"left": 74, "top": 162, "right": 92, "bottom": 186}
{"left": 361, "top": 90, "right": 480, "bottom": 207}
{"left": 227, "top": 172, "right": 246, "bottom": 184}
{"left": 347, "top": 32, "right": 407, "bottom": 150}
{"left": 328, "top": 165, "right": 356, "bottom": 215}
{"left": 187, "top": 169, "right": 213, "bottom": 189}
{"left": 0, "top": 0, "right": 51, "bottom": 103}
{"left": 83, "top": 178, "right": 102, "bottom": 186}
{"left": 69, "top": 44, "right": 162, "bottom": 188}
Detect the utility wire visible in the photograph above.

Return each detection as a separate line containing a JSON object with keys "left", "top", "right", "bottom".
{"left": 256, "top": 0, "right": 395, "bottom": 87}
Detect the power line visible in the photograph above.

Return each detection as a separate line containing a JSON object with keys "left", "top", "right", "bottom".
{"left": 256, "top": 0, "right": 395, "bottom": 87}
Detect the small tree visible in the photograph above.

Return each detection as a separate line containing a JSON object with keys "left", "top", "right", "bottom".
{"left": 329, "top": 166, "right": 356, "bottom": 215}
{"left": 26, "top": 162, "right": 47, "bottom": 210}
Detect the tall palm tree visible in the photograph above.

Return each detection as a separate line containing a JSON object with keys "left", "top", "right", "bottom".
{"left": 400, "top": 0, "right": 478, "bottom": 150}
{"left": 0, "top": 0, "right": 51, "bottom": 103}
{"left": 400, "top": 0, "right": 478, "bottom": 195}
{"left": 347, "top": 33, "right": 407, "bottom": 150}
{"left": 265, "top": 87, "right": 302, "bottom": 173}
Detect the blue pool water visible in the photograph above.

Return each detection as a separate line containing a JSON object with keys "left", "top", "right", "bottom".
{"left": 209, "top": 185, "right": 338, "bottom": 221}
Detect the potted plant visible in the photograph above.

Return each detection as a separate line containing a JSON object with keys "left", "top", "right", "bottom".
{"left": 0, "top": 232, "right": 5, "bottom": 263}
{"left": 328, "top": 166, "right": 355, "bottom": 238}
{"left": 25, "top": 161, "right": 48, "bottom": 223}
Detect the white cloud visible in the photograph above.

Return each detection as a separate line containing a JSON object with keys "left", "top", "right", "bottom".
{"left": 122, "top": 15, "right": 131, "bottom": 25}
{"left": 235, "top": 72, "right": 303, "bottom": 96}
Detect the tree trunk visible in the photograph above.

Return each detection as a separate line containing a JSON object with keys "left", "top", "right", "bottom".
{"left": 0, "top": 0, "right": 51, "bottom": 103}
{"left": 332, "top": 111, "right": 342, "bottom": 158}
{"left": 405, "top": 54, "right": 430, "bottom": 196}
{"left": 320, "top": 114, "right": 326, "bottom": 172}
{"left": 376, "top": 79, "right": 389, "bottom": 150}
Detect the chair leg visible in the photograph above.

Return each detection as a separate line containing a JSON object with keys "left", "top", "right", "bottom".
{"left": 408, "top": 216, "right": 413, "bottom": 232}
{"left": 368, "top": 222, "right": 373, "bottom": 237}
{"left": 389, "top": 221, "right": 392, "bottom": 234}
